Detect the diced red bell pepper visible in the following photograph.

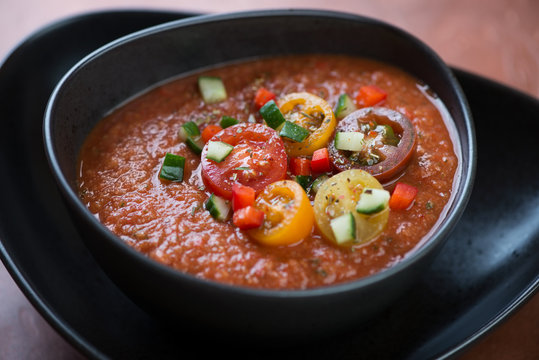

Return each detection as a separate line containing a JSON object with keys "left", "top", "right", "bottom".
{"left": 289, "top": 157, "right": 311, "bottom": 176}
{"left": 389, "top": 182, "right": 418, "bottom": 210}
{"left": 201, "top": 124, "right": 223, "bottom": 143}
{"left": 232, "top": 183, "right": 256, "bottom": 212}
{"left": 233, "top": 205, "right": 265, "bottom": 230}
{"left": 254, "top": 87, "right": 276, "bottom": 110}
{"left": 356, "top": 85, "right": 387, "bottom": 107}
{"left": 310, "top": 148, "right": 331, "bottom": 173}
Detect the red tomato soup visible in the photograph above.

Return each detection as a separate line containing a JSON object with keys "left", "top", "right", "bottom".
{"left": 78, "top": 55, "right": 459, "bottom": 290}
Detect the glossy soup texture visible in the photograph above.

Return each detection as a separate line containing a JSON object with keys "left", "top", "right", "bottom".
{"left": 78, "top": 55, "right": 458, "bottom": 289}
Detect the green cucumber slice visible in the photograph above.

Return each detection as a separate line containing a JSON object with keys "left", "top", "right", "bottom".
{"left": 220, "top": 116, "right": 239, "bottom": 128}
{"left": 206, "top": 141, "right": 234, "bottom": 163}
{"left": 205, "top": 193, "right": 230, "bottom": 221}
{"left": 356, "top": 188, "right": 390, "bottom": 214}
{"left": 198, "top": 76, "right": 227, "bottom": 104}
{"left": 334, "top": 93, "right": 357, "bottom": 119}
{"left": 311, "top": 174, "right": 329, "bottom": 194}
{"left": 294, "top": 175, "right": 313, "bottom": 192}
{"left": 334, "top": 132, "right": 365, "bottom": 151}
{"left": 330, "top": 212, "right": 356, "bottom": 244}
{"left": 178, "top": 121, "right": 200, "bottom": 141}
{"left": 185, "top": 136, "right": 204, "bottom": 155}
{"left": 259, "top": 100, "right": 286, "bottom": 129}
{"left": 279, "top": 121, "right": 310, "bottom": 142}
{"left": 159, "top": 153, "right": 185, "bottom": 182}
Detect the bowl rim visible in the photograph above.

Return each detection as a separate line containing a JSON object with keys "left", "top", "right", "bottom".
{"left": 43, "top": 8, "right": 476, "bottom": 298}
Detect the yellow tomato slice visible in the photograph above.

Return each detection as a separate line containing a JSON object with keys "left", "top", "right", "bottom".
{"left": 248, "top": 180, "right": 314, "bottom": 246}
{"left": 278, "top": 92, "right": 336, "bottom": 156}
{"left": 313, "top": 170, "right": 389, "bottom": 246}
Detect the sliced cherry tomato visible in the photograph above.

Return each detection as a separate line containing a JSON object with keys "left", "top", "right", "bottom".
{"left": 254, "top": 87, "right": 276, "bottom": 110}
{"left": 233, "top": 206, "right": 265, "bottom": 230}
{"left": 201, "top": 124, "right": 223, "bottom": 143}
{"left": 248, "top": 180, "right": 314, "bottom": 246}
{"left": 389, "top": 182, "right": 418, "bottom": 210}
{"left": 278, "top": 92, "right": 336, "bottom": 156}
{"left": 356, "top": 85, "right": 387, "bottom": 107}
{"left": 289, "top": 157, "right": 311, "bottom": 176}
{"left": 201, "top": 123, "right": 287, "bottom": 199}
{"left": 310, "top": 148, "right": 331, "bottom": 173}
{"left": 328, "top": 107, "right": 416, "bottom": 184}
{"left": 313, "top": 170, "right": 389, "bottom": 247}
{"left": 232, "top": 183, "right": 256, "bottom": 211}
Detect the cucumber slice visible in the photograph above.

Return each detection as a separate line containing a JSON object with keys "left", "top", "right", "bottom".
{"left": 159, "top": 153, "right": 185, "bottom": 182}
{"left": 259, "top": 100, "right": 286, "bottom": 129}
{"left": 279, "top": 121, "right": 310, "bottom": 142}
{"left": 334, "top": 132, "right": 365, "bottom": 151}
{"left": 178, "top": 121, "right": 200, "bottom": 141}
{"left": 356, "top": 188, "right": 390, "bottom": 214}
{"left": 185, "top": 136, "right": 204, "bottom": 155}
{"left": 198, "top": 76, "right": 227, "bottom": 104}
{"left": 334, "top": 93, "right": 357, "bottom": 119}
{"left": 330, "top": 212, "right": 356, "bottom": 244}
{"left": 206, "top": 141, "right": 234, "bottom": 163}
{"left": 220, "top": 116, "right": 238, "bottom": 128}
{"left": 311, "top": 174, "right": 329, "bottom": 194}
{"left": 205, "top": 193, "right": 230, "bottom": 221}
{"left": 294, "top": 175, "right": 313, "bottom": 192}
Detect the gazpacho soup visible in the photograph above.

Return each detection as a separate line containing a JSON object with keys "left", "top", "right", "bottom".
{"left": 78, "top": 55, "right": 459, "bottom": 290}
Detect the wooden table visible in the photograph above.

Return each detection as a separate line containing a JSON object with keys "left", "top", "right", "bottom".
{"left": 1, "top": 0, "right": 538, "bottom": 359}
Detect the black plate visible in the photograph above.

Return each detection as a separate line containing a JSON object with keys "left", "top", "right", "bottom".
{"left": 0, "top": 10, "right": 537, "bottom": 360}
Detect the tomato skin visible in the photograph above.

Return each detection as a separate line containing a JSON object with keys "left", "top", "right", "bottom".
{"left": 232, "top": 183, "right": 255, "bottom": 211}
{"left": 356, "top": 85, "right": 387, "bottom": 107}
{"left": 233, "top": 206, "right": 265, "bottom": 230}
{"left": 254, "top": 87, "right": 276, "bottom": 110}
{"left": 201, "top": 124, "right": 223, "bottom": 143}
{"left": 201, "top": 123, "right": 287, "bottom": 199}
{"left": 313, "top": 170, "right": 389, "bottom": 247}
{"left": 389, "top": 182, "right": 418, "bottom": 210}
{"left": 248, "top": 180, "right": 314, "bottom": 246}
{"left": 278, "top": 92, "right": 336, "bottom": 156}
{"left": 328, "top": 107, "right": 416, "bottom": 184}
{"left": 289, "top": 157, "right": 311, "bottom": 176}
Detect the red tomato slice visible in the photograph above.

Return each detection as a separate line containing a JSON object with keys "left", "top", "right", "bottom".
{"left": 328, "top": 107, "right": 416, "bottom": 184}
{"left": 201, "top": 123, "right": 287, "bottom": 199}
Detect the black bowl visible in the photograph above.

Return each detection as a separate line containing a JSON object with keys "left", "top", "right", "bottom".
{"left": 43, "top": 9, "right": 475, "bottom": 339}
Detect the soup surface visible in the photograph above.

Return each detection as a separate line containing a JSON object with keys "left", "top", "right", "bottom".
{"left": 78, "top": 55, "right": 458, "bottom": 289}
